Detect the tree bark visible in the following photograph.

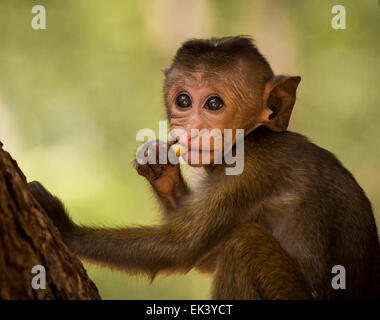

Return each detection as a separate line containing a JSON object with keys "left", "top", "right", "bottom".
{"left": 0, "top": 141, "right": 101, "bottom": 299}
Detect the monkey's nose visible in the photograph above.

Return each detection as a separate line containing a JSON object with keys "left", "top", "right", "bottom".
{"left": 169, "top": 127, "right": 201, "bottom": 149}
{"left": 187, "top": 127, "right": 202, "bottom": 140}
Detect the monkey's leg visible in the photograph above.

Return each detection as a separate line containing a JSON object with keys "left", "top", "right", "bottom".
{"left": 212, "top": 223, "right": 312, "bottom": 300}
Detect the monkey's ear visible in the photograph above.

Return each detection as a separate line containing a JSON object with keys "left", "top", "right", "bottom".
{"left": 261, "top": 76, "right": 301, "bottom": 132}
{"left": 161, "top": 67, "right": 170, "bottom": 76}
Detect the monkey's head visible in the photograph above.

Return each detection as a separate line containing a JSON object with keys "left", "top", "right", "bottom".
{"left": 163, "top": 36, "right": 300, "bottom": 166}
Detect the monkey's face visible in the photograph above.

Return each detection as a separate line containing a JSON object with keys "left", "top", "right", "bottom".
{"left": 165, "top": 70, "right": 261, "bottom": 166}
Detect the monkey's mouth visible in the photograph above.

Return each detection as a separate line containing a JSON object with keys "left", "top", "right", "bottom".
{"left": 187, "top": 146, "right": 215, "bottom": 152}
{"left": 172, "top": 143, "right": 215, "bottom": 156}
{"left": 181, "top": 148, "right": 219, "bottom": 166}
{"left": 171, "top": 144, "right": 188, "bottom": 157}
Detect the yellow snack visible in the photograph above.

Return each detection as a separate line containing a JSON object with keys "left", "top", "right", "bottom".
{"left": 171, "top": 144, "right": 188, "bottom": 157}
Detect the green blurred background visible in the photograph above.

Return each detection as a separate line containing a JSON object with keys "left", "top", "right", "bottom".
{"left": 0, "top": 0, "right": 379, "bottom": 299}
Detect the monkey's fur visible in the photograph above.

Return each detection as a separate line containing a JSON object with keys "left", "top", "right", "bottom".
{"left": 29, "top": 36, "right": 379, "bottom": 300}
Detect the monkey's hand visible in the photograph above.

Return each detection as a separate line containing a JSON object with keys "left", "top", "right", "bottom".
{"left": 134, "top": 140, "right": 189, "bottom": 213}
{"left": 29, "top": 181, "right": 75, "bottom": 240}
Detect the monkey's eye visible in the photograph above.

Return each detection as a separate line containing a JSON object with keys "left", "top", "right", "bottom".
{"left": 175, "top": 94, "right": 192, "bottom": 108}
{"left": 205, "top": 96, "right": 224, "bottom": 111}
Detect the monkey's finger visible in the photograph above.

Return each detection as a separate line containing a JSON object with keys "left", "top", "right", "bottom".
{"left": 134, "top": 160, "right": 160, "bottom": 181}
{"left": 167, "top": 139, "right": 178, "bottom": 148}
{"left": 29, "top": 181, "right": 55, "bottom": 208}
{"left": 136, "top": 140, "right": 162, "bottom": 165}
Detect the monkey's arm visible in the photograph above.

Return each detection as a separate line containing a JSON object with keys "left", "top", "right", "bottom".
{"left": 29, "top": 180, "right": 313, "bottom": 298}
{"left": 149, "top": 166, "right": 190, "bottom": 216}
{"left": 134, "top": 140, "right": 190, "bottom": 217}
{"left": 29, "top": 179, "right": 238, "bottom": 278}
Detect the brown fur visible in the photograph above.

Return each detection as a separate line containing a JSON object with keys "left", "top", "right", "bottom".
{"left": 29, "top": 36, "right": 380, "bottom": 300}
{"left": 29, "top": 128, "right": 380, "bottom": 298}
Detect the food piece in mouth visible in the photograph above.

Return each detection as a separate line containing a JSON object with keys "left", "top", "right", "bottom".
{"left": 171, "top": 143, "right": 188, "bottom": 157}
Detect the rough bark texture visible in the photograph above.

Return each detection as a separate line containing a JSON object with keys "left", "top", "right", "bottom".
{"left": 0, "top": 141, "right": 101, "bottom": 299}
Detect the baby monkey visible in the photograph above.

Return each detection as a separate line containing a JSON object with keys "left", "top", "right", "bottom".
{"left": 30, "top": 36, "right": 379, "bottom": 299}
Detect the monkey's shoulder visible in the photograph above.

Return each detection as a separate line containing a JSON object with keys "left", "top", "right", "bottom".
{"left": 243, "top": 128, "right": 375, "bottom": 224}
{"left": 245, "top": 128, "right": 359, "bottom": 187}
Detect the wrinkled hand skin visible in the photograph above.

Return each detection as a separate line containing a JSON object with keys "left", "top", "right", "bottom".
{"left": 134, "top": 140, "right": 189, "bottom": 215}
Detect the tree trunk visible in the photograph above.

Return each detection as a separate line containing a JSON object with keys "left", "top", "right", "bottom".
{"left": 0, "top": 141, "right": 100, "bottom": 299}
